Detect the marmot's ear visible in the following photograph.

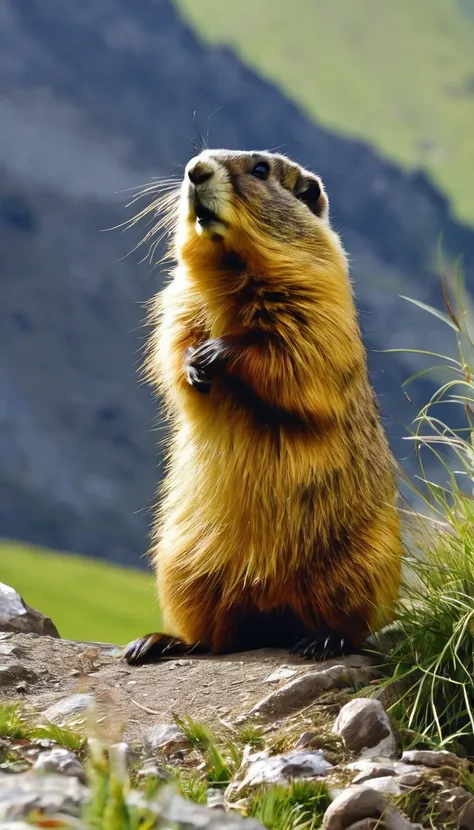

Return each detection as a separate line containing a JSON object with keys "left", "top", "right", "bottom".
{"left": 295, "top": 175, "right": 326, "bottom": 218}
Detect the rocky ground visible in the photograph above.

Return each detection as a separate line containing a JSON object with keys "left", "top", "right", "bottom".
{"left": 1, "top": 582, "right": 473, "bottom": 830}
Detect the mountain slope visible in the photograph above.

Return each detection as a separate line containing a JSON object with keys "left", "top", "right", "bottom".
{"left": 0, "top": 0, "right": 473, "bottom": 567}
{"left": 177, "top": 0, "right": 474, "bottom": 226}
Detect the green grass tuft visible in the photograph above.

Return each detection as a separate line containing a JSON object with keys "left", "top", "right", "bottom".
{"left": 248, "top": 780, "right": 331, "bottom": 830}
{"left": 173, "top": 714, "right": 240, "bottom": 787}
{"left": 376, "top": 273, "right": 474, "bottom": 753}
{"left": 235, "top": 724, "right": 266, "bottom": 750}
{"left": 0, "top": 702, "right": 33, "bottom": 740}
{"left": 177, "top": 771, "right": 209, "bottom": 805}
{"left": 83, "top": 739, "right": 168, "bottom": 830}
{"left": 34, "top": 722, "right": 86, "bottom": 753}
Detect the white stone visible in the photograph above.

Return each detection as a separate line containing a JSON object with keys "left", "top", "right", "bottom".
{"left": 33, "top": 748, "right": 85, "bottom": 783}
{"left": 0, "top": 772, "right": 87, "bottom": 821}
{"left": 236, "top": 749, "right": 332, "bottom": 790}
{"left": 42, "top": 694, "right": 92, "bottom": 725}
{"left": 264, "top": 667, "right": 298, "bottom": 683}
{"left": 333, "top": 698, "right": 397, "bottom": 758}
{"left": 359, "top": 776, "right": 402, "bottom": 795}
{"left": 144, "top": 723, "right": 189, "bottom": 752}
{"left": 0, "top": 583, "right": 59, "bottom": 637}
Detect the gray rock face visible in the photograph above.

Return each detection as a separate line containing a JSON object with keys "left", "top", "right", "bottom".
{"left": 206, "top": 788, "right": 226, "bottom": 811}
{"left": 33, "top": 748, "right": 86, "bottom": 783}
{"left": 323, "top": 786, "right": 421, "bottom": 830}
{"left": 436, "top": 787, "right": 474, "bottom": 829}
{"left": 247, "top": 662, "right": 376, "bottom": 721}
{"left": 0, "top": 660, "right": 38, "bottom": 687}
{"left": 358, "top": 776, "right": 402, "bottom": 796}
{"left": 0, "top": 773, "right": 264, "bottom": 829}
{"left": 0, "top": 583, "right": 59, "bottom": 638}
{"left": 235, "top": 750, "right": 333, "bottom": 791}
{"left": 144, "top": 723, "right": 190, "bottom": 753}
{"left": 348, "top": 759, "right": 423, "bottom": 786}
{"left": 128, "top": 789, "right": 265, "bottom": 830}
{"left": 42, "top": 693, "right": 92, "bottom": 724}
{"left": 264, "top": 667, "right": 298, "bottom": 683}
{"left": 333, "top": 699, "right": 397, "bottom": 758}
{"left": 402, "top": 749, "right": 469, "bottom": 771}
{"left": 0, "top": 772, "right": 87, "bottom": 821}
{"left": 160, "top": 793, "right": 265, "bottom": 830}
{"left": 397, "top": 771, "right": 424, "bottom": 788}
{"left": 460, "top": 802, "right": 474, "bottom": 830}
{"left": 350, "top": 761, "right": 399, "bottom": 784}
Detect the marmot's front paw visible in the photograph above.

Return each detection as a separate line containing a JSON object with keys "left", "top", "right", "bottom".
{"left": 184, "top": 340, "right": 227, "bottom": 394}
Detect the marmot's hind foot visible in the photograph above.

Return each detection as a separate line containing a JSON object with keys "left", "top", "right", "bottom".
{"left": 122, "top": 633, "right": 208, "bottom": 665}
{"left": 291, "top": 632, "right": 358, "bottom": 661}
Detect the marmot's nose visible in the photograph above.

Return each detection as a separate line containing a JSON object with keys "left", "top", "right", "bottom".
{"left": 187, "top": 160, "right": 214, "bottom": 186}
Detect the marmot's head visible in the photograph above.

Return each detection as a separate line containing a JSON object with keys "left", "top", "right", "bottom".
{"left": 175, "top": 150, "right": 345, "bottom": 271}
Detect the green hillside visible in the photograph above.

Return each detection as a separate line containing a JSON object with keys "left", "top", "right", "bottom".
{"left": 0, "top": 542, "right": 160, "bottom": 645}
{"left": 176, "top": 0, "right": 474, "bottom": 226}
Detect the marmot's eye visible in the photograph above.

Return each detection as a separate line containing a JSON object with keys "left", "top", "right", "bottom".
{"left": 251, "top": 162, "right": 270, "bottom": 180}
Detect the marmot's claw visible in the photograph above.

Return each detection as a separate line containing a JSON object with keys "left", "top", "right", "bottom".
{"left": 185, "top": 362, "right": 213, "bottom": 394}
{"left": 122, "top": 633, "right": 189, "bottom": 665}
{"left": 184, "top": 340, "right": 228, "bottom": 393}
{"left": 291, "top": 632, "right": 356, "bottom": 661}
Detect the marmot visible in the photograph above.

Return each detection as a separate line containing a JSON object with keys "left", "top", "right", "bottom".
{"left": 123, "top": 149, "right": 402, "bottom": 665}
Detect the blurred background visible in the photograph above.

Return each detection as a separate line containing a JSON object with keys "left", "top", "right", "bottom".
{"left": 0, "top": 0, "right": 473, "bottom": 643}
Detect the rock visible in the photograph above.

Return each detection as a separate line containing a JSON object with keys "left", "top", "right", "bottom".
{"left": 345, "top": 822, "right": 381, "bottom": 830}
{"left": 0, "top": 772, "right": 87, "bottom": 821}
{"left": 144, "top": 723, "right": 190, "bottom": 753}
{"left": 333, "top": 699, "right": 397, "bottom": 758}
{"left": 359, "top": 776, "right": 402, "bottom": 796}
{"left": 459, "top": 799, "right": 474, "bottom": 830}
{"left": 350, "top": 761, "right": 398, "bottom": 784}
{"left": 264, "top": 667, "right": 298, "bottom": 683}
{"left": 323, "top": 787, "right": 421, "bottom": 830}
{"left": 402, "top": 749, "right": 469, "bottom": 771}
{"left": 42, "top": 693, "right": 92, "bottom": 725}
{"left": 33, "top": 748, "right": 86, "bottom": 783}
{"left": 163, "top": 794, "right": 265, "bottom": 830}
{"left": 295, "top": 731, "right": 317, "bottom": 749}
{"left": 206, "top": 788, "right": 226, "bottom": 811}
{"left": 0, "top": 584, "right": 59, "bottom": 638}
{"left": 0, "top": 644, "right": 22, "bottom": 658}
{"left": 129, "top": 790, "right": 265, "bottom": 830}
{"left": 0, "top": 662, "right": 38, "bottom": 687}
{"left": 436, "top": 787, "right": 474, "bottom": 826}
{"left": 397, "top": 772, "right": 423, "bottom": 788}
{"left": 372, "top": 679, "right": 407, "bottom": 712}
{"left": 348, "top": 760, "right": 423, "bottom": 786}
{"left": 235, "top": 750, "right": 332, "bottom": 791}
{"left": 248, "top": 664, "right": 367, "bottom": 720}
{"left": 137, "top": 762, "right": 171, "bottom": 781}
{"left": 0, "top": 824, "right": 36, "bottom": 830}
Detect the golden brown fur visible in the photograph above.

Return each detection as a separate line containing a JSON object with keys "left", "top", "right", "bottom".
{"left": 123, "top": 149, "right": 402, "bottom": 664}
